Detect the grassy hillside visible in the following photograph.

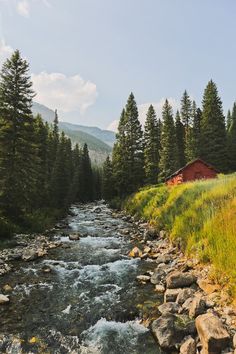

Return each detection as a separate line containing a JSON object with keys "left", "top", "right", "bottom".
{"left": 125, "top": 174, "right": 236, "bottom": 297}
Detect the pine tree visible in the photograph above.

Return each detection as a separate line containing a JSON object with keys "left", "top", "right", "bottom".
{"left": 181, "top": 90, "right": 193, "bottom": 162}
{"left": 33, "top": 114, "right": 50, "bottom": 208}
{"left": 0, "top": 50, "right": 36, "bottom": 218}
{"left": 102, "top": 156, "right": 113, "bottom": 200}
{"left": 159, "top": 99, "right": 178, "bottom": 180}
{"left": 112, "top": 109, "right": 129, "bottom": 197}
{"left": 226, "top": 109, "right": 232, "bottom": 132}
{"left": 79, "top": 143, "right": 93, "bottom": 202}
{"left": 227, "top": 102, "right": 236, "bottom": 171}
{"left": 200, "top": 80, "right": 227, "bottom": 171}
{"left": 125, "top": 93, "right": 144, "bottom": 193}
{"left": 144, "top": 104, "right": 160, "bottom": 184}
{"left": 192, "top": 105, "right": 202, "bottom": 159}
{"left": 175, "top": 110, "right": 185, "bottom": 168}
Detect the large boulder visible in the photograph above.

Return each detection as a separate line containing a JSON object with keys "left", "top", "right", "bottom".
{"left": 164, "top": 288, "right": 181, "bottom": 302}
{"left": 195, "top": 313, "right": 230, "bottom": 353}
{"left": 151, "top": 314, "right": 195, "bottom": 349}
{"left": 189, "top": 296, "right": 206, "bottom": 318}
{"left": 158, "top": 302, "right": 180, "bottom": 315}
{"left": 150, "top": 269, "right": 166, "bottom": 285}
{"left": 176, "top": 288, "right": 195, "bottom": 305}
{"left": 166, "top": 271, "right": 197, "bottom": 289}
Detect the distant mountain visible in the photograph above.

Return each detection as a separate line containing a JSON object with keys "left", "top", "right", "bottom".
{"left": 32, "top": 102, "right": 112, "bottom": 164}
{"left": 32, "top": 102, "right": 116, "bottom": 146}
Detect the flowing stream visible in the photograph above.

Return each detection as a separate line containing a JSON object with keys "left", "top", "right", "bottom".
{"left": 0, "top": 202, "right": 162, "bottom": 353}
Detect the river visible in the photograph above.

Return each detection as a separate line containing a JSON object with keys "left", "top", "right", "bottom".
{"left": 0, "top": 202, "right": 163, "bottom": 353}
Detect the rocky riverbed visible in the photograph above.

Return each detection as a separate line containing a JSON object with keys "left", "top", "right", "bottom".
{"left": 128, "top": 221, "right": 236, "bottom": 353}
{"left": 0, "top": 202, "right": 236, "bottom": 353}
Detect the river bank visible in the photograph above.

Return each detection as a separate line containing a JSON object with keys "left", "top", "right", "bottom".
{"left": 126, "top": 214, "right": 236, "bottom": 353}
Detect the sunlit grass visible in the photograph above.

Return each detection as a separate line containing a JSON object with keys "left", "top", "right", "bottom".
{"left": 126, "top": 174, "right": 236, "bottom": 297}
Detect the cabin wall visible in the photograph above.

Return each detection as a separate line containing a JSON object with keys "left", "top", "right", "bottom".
{"left": 166, "top": 173, "right": 183, "bottom": 186}
{"left": 182, "top": 161, "right": 217, "bottom": 182}
{"left": 166, "top": 161, "right": 218, "bottom": 186}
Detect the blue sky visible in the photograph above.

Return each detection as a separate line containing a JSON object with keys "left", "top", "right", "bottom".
{"left": 0, "top": 0, "right": 235, "bottom": 130}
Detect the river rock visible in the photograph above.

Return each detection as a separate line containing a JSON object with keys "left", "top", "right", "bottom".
{"left": 158, "top": 302, "right": 180, "bottom": 315}
{"left": 181, "top": 298, "right": 194, "bottom": 314}
{"left": 164, "top": 288, "right": 181, "bottom": 302}
{"left": 143, "top": 246, "right": 151, "bottom": 253}
{"left": 0, "top": 294, "right": 9, "bottom": 304}
{"left": 196, "top": 313, "right": 230, "bottom": 353}
{"left": 22, "top": 249, "right": 38, "bottom": 261}
{"left": 155, "top": 254, "right": 172, "bottom": 265}
{"left": 129, "top": 247, "right": 142, "bottom": 258}
{"left": 2, "top": 284, "right": 12, "bottom": 292}
{"left": 180, "top": 336, "right": 196, "bottom": 354}
{"left": 42, "top": 265, "right": 52, "bottom": 273}
{"left": 150, "top": 269, "right": 166, "bottom": 285}
{"left": 69, "top": 233, "right": 80, "bottom": 241}
{"left": 0, "top": 263, "right": 11, "bottom": 276}
{"left": 151, "top": 314, "right": 195, "bottom": 349}
{"left": 189, "top": 296, "right": 206, "bottom": 318}
{"left": 155, "top": 284, "right": 166, "bottom": 293}
{"left": 166, "top": 271, "right": 197, "bottom": 289}
{"left": 176, "top": 288, "right": 195, "bottom": 305}
{"left": 93, "top": 206, "right": 102, "bottom": 213}
{"left": 136, "top": 275, "right": 150, "bottom": 282}
{"left": 233, "top": 333, "right": 236, "bottom": 348}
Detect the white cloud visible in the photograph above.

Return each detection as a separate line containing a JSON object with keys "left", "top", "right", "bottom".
{"left": 107, "top": 119, "right": 119, "bottom": 132}
{"left": 17, "top": 0, "right": 30, "bottom": 17}
{"left": 32, "top": 71, "right": 98, "bottom": 114}
{"left": 0, "top": 39, "right": 13, "bottom": 67}
{"left": 138, "top": 97, "right": 179, "bottom": 126}
{"left": 16, "top": 0, "right": 51, "bottom": 17}
{"left": 107, "top": 97, "right": 180, "bottom": 132}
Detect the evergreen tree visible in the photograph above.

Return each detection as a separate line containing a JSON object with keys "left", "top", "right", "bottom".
{"left": 200, "top": 80, "right": 227, "bottom": 171}
{"left": 144, "top": 105, "right": 160, "bottom": 184}
{"left": 102, "top": 156, "right": 113, "bottom": 200}
{"left": 0, "top": 50, "right": 36, "bottom": 218}
{"left": 191, "top": 105, "right": 202, "bottom": 159}
{"left": 159, "top": 100, "right": 178, "bottom": 180}
{"left": 50, "top": 132, "right": 72, "bottom": 209}
{"left": 227, "top": 102, "right": 236, "bottom": 171}
{"left": 79, "top": 143, "right": 93, "bottom": 202}
{"left": 33, "top": 114, "right": 50, "bottom": 208}
{"left": 112, "top": 109, "right": 129, "bottom": 197}
{"left": 125, "top": 93, "right": 144, "bottom": 193}
{"left": 175, "top": 110, "right": 185, "bottom": 168}
{"left": 226, "top": 109, "right": 232, "bottom": 132}
{"left": 180, "top": 90, "right": 193, "bottom": 161}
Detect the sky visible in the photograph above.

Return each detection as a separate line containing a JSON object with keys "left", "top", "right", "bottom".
{"left": 0, "top": 0, "right": 236, "bottom": 130}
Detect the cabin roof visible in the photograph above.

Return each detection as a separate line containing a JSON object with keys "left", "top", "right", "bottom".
{"left": 165, "top": 158, "right": 219, "bottom": 181}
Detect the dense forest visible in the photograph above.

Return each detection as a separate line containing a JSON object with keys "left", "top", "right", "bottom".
{"left": 0, "top": 50, "right": 101, "bottom": 237}
{"left": 103, "top": 83, "right": 236, "bottom": 201}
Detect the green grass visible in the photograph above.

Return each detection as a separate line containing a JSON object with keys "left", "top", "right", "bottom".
{"left": 125, "top": 174, "right": 236, "bottom": 298}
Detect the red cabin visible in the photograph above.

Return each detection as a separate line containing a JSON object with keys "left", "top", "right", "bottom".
{"left": 166, "top": 158, "right": 218, "bottom": 186}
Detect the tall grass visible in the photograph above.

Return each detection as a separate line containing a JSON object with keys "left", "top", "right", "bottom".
{"left": 126, "top": 174, "right": 236, "bottom": 297}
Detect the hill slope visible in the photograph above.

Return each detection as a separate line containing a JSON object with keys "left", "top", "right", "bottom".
{"left": 32, "top": 102, "right": 115, "bottom": 146}
{"left": 32, "top": 102, "right": 112, "bottom": 164}
{"left": 126, "top": 174, "right": 236, "bottom": 297}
